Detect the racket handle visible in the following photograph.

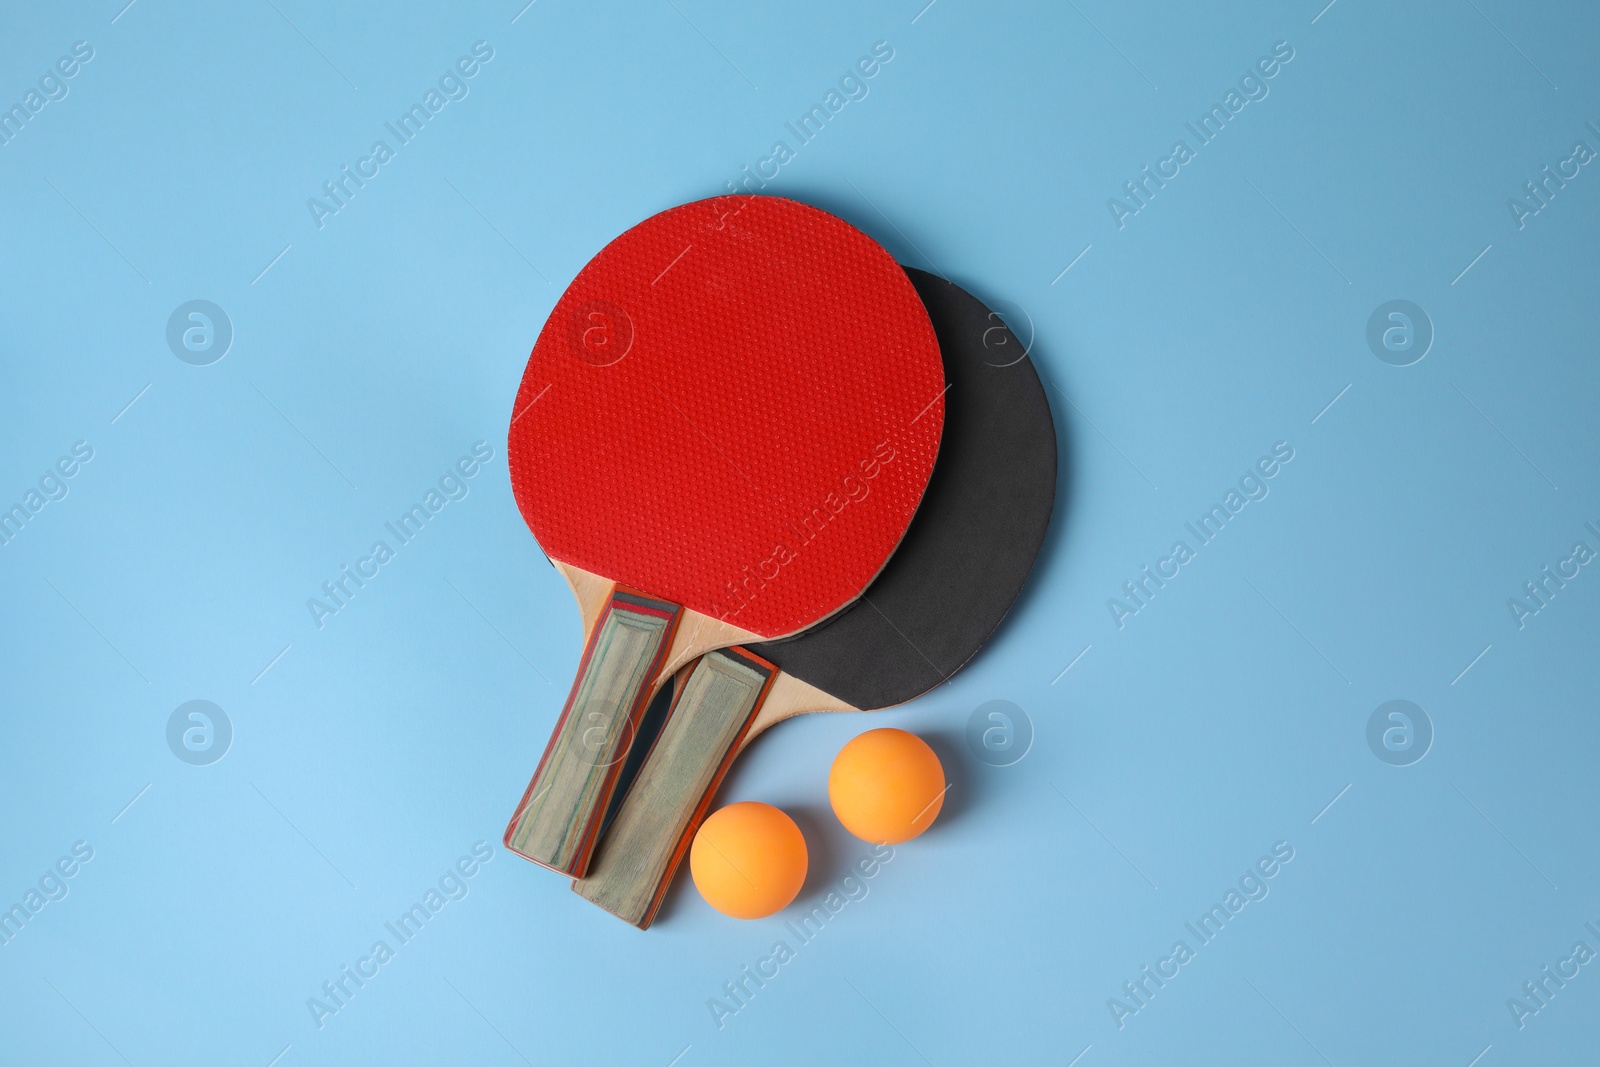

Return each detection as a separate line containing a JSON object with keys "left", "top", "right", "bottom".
{"left": 571, "top": 647, "right": 777, "bottom": 927}
{"left": 504, "top": 590, "right": 683, "bottom": 876}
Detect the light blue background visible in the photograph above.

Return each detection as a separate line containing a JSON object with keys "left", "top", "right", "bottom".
{"left": 2, "top": 1, "right": 1597, "bottom": 1064}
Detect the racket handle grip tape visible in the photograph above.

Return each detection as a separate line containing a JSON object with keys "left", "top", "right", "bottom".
{"left": 504, "top": 589, "right": 684, "bottom": 876}
{"left": 571, "top": 647, "right": 777, "bottom": 927}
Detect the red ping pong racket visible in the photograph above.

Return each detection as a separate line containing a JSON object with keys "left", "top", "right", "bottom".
{"left": 573, "top": 269, "right": 1059, "bottom": 926}
{"left": 503, "top": 197, "right": 946, "bottom": 876}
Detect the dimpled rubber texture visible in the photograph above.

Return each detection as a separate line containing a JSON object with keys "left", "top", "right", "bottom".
{"left": 748, "top": 268, "right": 1057, "bottom": 710}
{"left": 508, "top": 197, "right": 944, "bottom": 639}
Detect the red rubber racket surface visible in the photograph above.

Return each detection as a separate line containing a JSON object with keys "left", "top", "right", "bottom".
{"left": 507, "top": 196, "right": 945, "bottom": 638}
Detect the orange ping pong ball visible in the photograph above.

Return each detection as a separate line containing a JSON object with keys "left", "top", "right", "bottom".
{"left": 829, "top": 728, "right": 946, "bottom": 844}
{"left": 690, "top": 802, "right": 808, "bottom": 919}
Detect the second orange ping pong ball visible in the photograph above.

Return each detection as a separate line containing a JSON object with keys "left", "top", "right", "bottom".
{"left": 829, "top": 728, "right": 946, "bottom": 844}
{"left": 690, "top": 802, "right": 808, "bottom": 919}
